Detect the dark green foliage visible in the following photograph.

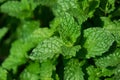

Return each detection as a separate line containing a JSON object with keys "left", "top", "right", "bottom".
{"left": 0, "top": 0, "right": 120, "bottom": 80}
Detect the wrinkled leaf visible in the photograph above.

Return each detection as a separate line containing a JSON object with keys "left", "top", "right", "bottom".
{"left": 58, "top": 13, "right": 80, "bottom": 45}
{"left": 95, "top": 48, "right": 120, "bottom": 68}
{"left": 20, "top": 62, "right": 40, "bottom": 80}
{"left": 1, "top": 1, "right": 31, "bottom": 18}
{"left": 83, "top": 27, "right": 114, "bottom": 58}
{"left": 61, "top": 45, "right": 81, "bottom": 59}
{"left": 29, "top": 37, "right": 64, "bottom": 63}
{"left": 40, "top": 60, "right": 55, "bottom": 80}
{"left": 2, "top": 28, "right": 53, "bottom": 72}
{"left": 64, "top": 59, "right": 84, "bottom": 80}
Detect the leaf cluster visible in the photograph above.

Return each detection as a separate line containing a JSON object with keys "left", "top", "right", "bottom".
{"left": 0, "top": 0, "right": 120, "bottom": 80}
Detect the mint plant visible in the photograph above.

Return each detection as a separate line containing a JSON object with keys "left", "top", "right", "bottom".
{"left": 0, "top": 0, "right": 120, "bottom": 80}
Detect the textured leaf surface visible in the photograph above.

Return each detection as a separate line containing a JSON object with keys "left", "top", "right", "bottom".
{"left": 39, "top": 60, "right": 55, "bottom": 80}
{"left": 29, "top": 37, "right": 64, "bottom": 62}
{"left": 101, "top": 17, "right": 120, "bottom": 46}
{"left": 113, "top": 74, "right": 120, "bottom": 80}
{"left": 20, "top": 62, "right": 40, "bottom": 80}
{"left": 0, "top": 67, "right": 7, "bottom": 80}
{"left": 83, "top": 28, "right": 114, "bottom": 58}
{"left": 58, "top": 13, "right": 80, "bottom": 45}
{"left": 61, "top": 45, "right": 81, "bottom": 59}
{"left": 52, "top": 0, "right": 78, "bottom": 16}
{"left": 0, "top": 27, "right": 8, "bottom": 40}
{"left": 2, "top": 28, "right": 53, "bottom": 72}
{"left": 21, "top": 0, "right": 41, "bottom": 11}
{"left": 95, "top": 48, "right": 120, "bottom": 68}
{"left": 68, "top": 8, "right": 87, "bottom": 25}
{"left": 87, "top": 66, "right": 114, "bottom": 80}
{"left": 79, "top": 0, "right": 100, "bottom": 17}
{"left": 86, "top": 66, "right": 114, "bottom": 80}
{"left": 113, "top": 64, "right": 120, "bottom": 80}
{"left": 52, "top": 0, "right": 88, "bottom": 25}
{"left": 0, "top": 0, "right": 119, "bottom": 79}
{"left": 87, "top": 66, "right": 100, "bottom": 80}
{"left": 64, "top": 59, "right": 84, "bottom": 80}
{"left": 20, "top": 60, "right": 55, "bottom": 80}
{"left": 1, "top": 1, "right": 31, "bottom": 18}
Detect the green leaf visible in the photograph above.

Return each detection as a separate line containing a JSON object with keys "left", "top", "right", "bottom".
{"left": 58, "top": 13, "right": 81, "bottom": 45}
{"left": 87, "top": 66, "right": 100, "bottom": 80}
{"left": 52, "top": 0, "right": 88, "bottom": 25}
{"left": 68, "top": 8, "right": 88, "bottom": 25}
{"left": 52, "top": 0, "right": 78, "bottom": 16}
{"left": 113, "top": 64, "right": 120, "bottom": 80}
{"left": 101, "top": 17, "right": 120, "bottom": 46}
{"left": 87, "top": 66, "right": 114, "bottom": 80}
{"left": 0, "top": 67, "right": 7, "bottom": 80}
{"left": 20, "top": 62, "right": 40, "bottom": 80}
{"left": 29, "top": 36, "right": 64, "bottom": 63}
{"left": 2, "top": 28, "right": 53, "bottom": 72}
{"left": 2, "top": 40, "right": 28, "bottom": 72}
{"left": 0, "top": 1, "right": 31, "bottom": 19}
{"left": 21, "top": 0, "right": 41, "bottom": 11}
{"left": 0, "top": 27, "right": 8, "bottom": 40}
{"left": 61, "top": 45, "right": 81, "bottom": 59}
{"left": 95, "top": 48, "right": 120, "bottom": 68}
{"left": 17, "top": 21, "right": 39, "bottom": 39}
{"left": 83, "top": 27, "right": 114, "bottom": 58}
{"left": 21, "top": 0, "right": 30, "bottom": 10}
{"left": 64, "top": 59, "right": 84, "bottom": 80}
{"left": 40, "top": 60, "right": 55, "bottom": 80}
{"left": 79, "top": 0, "right": 100, "bottom": 18}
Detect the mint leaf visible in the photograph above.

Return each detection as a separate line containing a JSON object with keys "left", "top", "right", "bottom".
{"left": 68, "top": 8, "right": 88, "bottom": 25}
{"left": 79, "top": 0, "right": 100, "bottom": 17}
{"left": 20, "top": 62, "right": 40, "bottom": 80}
{"left": 101, "top": 17, "right": 120, "bottom": 46}
{"left": 2, "top": 28, "right": 53, "bottom": 72}
{"left": 52, "top": 0, "right": 78, "bottom": 16}
{"left": 29, "top": 37, "right": 64, "bottom": 63}
{"left": 64, "top": 59, "right": 84, "bottom": 80}
{"left": 40, "top": 60, "right": 55, "bottom": 80}
{"left": 87, "top": 66, "right": 114, "bottom": 80}
{"left": 1, "top": 1, "right": 31, "bottom": 19}
{"left": 113, "top": 64, "right": 120, "bottom": 80}
{"left": 58, "top": 13, "right": 80, "bottom": 45}
{"left": 95, "top": 48, "right": 120, "bottom": 68}
{"left": 0, "top": 0, "right": 119, "bottom": 79}
{"left": 21, "top": 0, "right": 40, "bottom": 11}
{"left": 87, "top": 66, "right": 100, "bottom": 80}
{"left": 83, "top": 28, "right": 114, "bottom": 58}
{"left": 61, "top": 45, "right": 81, "bottom": 59}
